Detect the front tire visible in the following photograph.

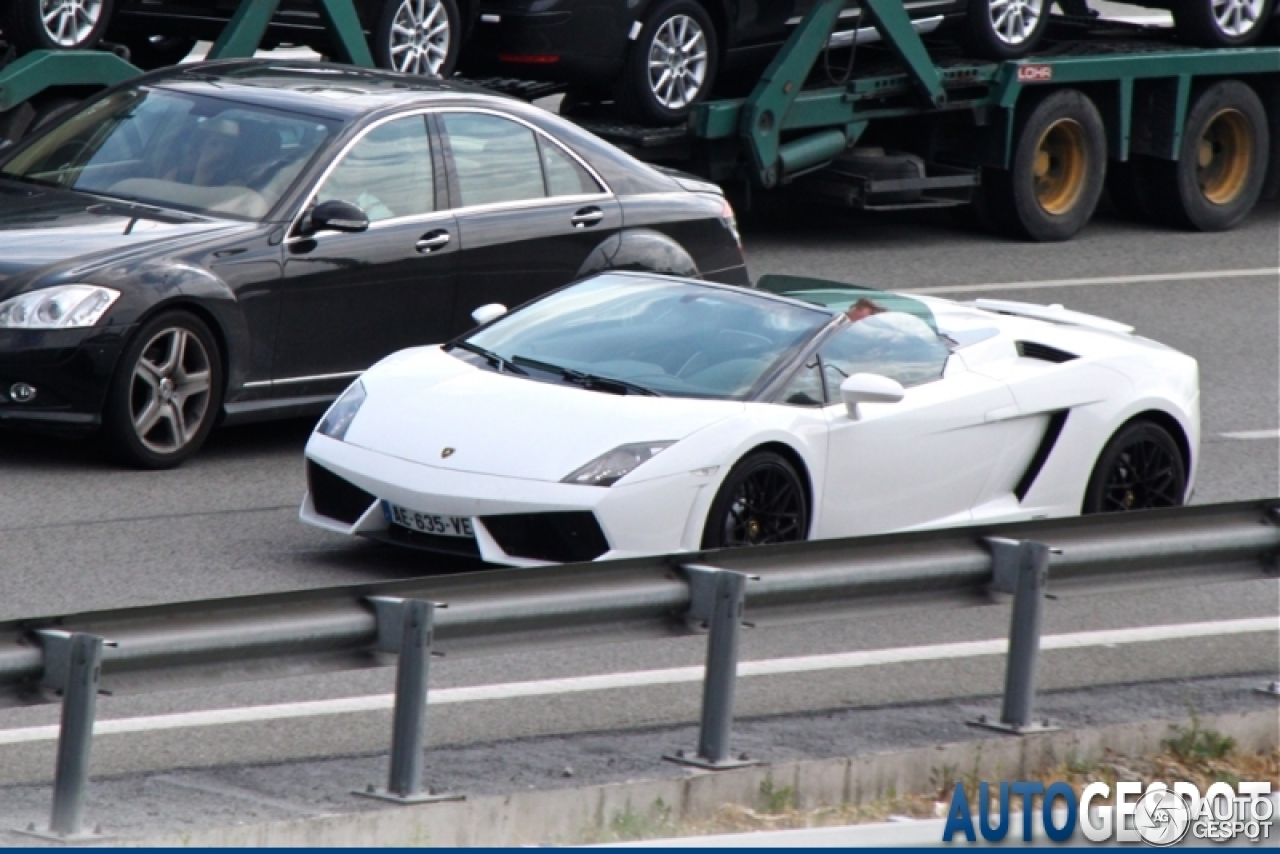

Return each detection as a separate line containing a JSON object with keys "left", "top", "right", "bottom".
{"left": 701, "top": 451, "right": 808, "bottom": 550}
{"left": 616, "top": 0, "right": 719, "bottom": 125}
{"left": 960, "top": 0, "right": 1051, "bottom": 60}
{"left": 373, "top": 0, "right": 462, "bottom": 78}
{"left": 1082, "top": 421, "right": 1187, "bottom": 514}
{"left": 1174, "top": 0, "right": 1275, "bottom": 46}
{"left": 102, "top": 311, "right": 223, "bottom": 470}
{"left": 4, "top": 0, "right": 114, "bottom": 52}
{"left": 980, "top": 89, "right": 1108, "bottom": 241}
{"left": 118, "top": 34, "right": 197, "bottom": 70}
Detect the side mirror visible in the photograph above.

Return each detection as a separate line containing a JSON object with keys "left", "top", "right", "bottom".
{"left": 308, "top": 199, "right": 369, "bottom": 234}
{"left": 840, "top": 373, "right": 904, "bottom": 420}
{"left": 471, "top": 303, "right": 507, "bottom": 326}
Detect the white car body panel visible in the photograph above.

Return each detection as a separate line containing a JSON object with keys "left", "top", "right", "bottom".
{"left": 302, "top": 287, "right": 1200, "bottom": 566}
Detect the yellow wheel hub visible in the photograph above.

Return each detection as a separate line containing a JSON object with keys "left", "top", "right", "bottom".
{"left": 1033, "top": 119, "right": 1088, "bottom": 216}
{"left": 1197, "top": 109, "right": 1252, "bottom": 206}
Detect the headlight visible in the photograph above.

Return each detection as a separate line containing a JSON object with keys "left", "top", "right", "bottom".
{"left": 316, "top": 380, "right": 366, "bottom": 441}
{"left": 0, "top": 285, "right": 121, "bottom": 329}
{"left": 562, "top": 441, "right": 674, "bottom": 487}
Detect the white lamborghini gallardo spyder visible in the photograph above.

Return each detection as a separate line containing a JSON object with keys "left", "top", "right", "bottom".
{"left": 301, "top": 272, "right": 1199, "bottom": 566}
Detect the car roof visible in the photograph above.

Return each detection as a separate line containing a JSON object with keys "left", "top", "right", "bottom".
{"left": 145, "top": 59, "right": 507, "bottom": 121}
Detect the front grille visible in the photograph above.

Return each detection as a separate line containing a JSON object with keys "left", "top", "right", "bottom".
{"left": 480, "top": 511, "right": 610, "bottom": 563}
{"left": 374, "top": 525, "right": 483, "bottom": 558}
{"left": 1016, "top": 341, "right": 1078, "bottom": 363}
{"left": 307, "top": 461, "right": 375, "bottom": 524}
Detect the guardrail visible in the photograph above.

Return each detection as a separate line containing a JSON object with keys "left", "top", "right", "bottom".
{"left": 3, "top": 499, "right": 1278, "bottom": 840}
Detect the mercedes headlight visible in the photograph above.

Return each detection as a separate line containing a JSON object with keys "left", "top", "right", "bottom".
{"left": 562, "top": 441, "right": 674, "bottom": 487}
{"left": 0, "top": 285, "right": 120, "bottom": 329}
{"left": 316, "top": 380, "right": 366, "bottom": 441}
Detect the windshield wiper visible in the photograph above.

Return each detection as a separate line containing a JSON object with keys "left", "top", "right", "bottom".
{"left": 448, "top": 340, "right": 527, "bottom": 375}
{"left": 511, "top": 355, "right": 661, "bottom": 396}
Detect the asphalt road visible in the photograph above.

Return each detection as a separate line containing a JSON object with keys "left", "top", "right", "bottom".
{"left": 0, "top": 195, "right": 1276, "bottom": 788}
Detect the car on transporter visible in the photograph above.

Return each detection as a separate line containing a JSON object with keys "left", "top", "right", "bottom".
{"left": 0, "top": 60, "right": 747, "bottom": 469}
{"left": 459, "top": 0, "right": 1280, "bottom": 124}
{"left": 300, "top": 273, "right": 1199, "bottom": 567}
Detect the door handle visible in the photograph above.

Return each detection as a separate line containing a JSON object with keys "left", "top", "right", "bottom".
{"left": 570, "top": 207, "right": 604, "bottom": 228}
{"left": 415, "top": 230, "right": 451, "bottom": 253}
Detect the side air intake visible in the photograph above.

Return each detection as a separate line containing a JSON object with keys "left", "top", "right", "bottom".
{"left": 1016, "top": 341, "right": 1078, "bottom": 363}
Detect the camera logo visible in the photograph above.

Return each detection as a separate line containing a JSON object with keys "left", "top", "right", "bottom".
{"left": 1134, "top": 788, "right": 1192, "bottom": 847}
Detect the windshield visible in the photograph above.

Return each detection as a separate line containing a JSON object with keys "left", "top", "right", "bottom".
{"left": 460, "top": 275, "right": 833, "bottom": 400}
{"left": 0, "top": 87, "right": 339, "bottom": 220}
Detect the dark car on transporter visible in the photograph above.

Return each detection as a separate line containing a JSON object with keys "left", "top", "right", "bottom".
{"left": 461, "top": 0, "right": 1280, "bottom": 123}
{"left": 3, "top": 0, "right": 474, "bottom": 76}
{"left": 0, "top": 59, "right": 747, "bottom": 469}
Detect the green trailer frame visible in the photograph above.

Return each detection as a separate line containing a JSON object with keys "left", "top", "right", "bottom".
{"left": 681, "top": 0, "right": 1280, "bottom": 191}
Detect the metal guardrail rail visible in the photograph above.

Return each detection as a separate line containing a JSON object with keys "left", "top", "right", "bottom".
{"left": 2, "top": 499, "right": 1278, "bottom": 839}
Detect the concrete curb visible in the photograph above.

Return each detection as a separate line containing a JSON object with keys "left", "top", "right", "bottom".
{"left": 132, "top": 709, "right": 1278, "bottom": 847}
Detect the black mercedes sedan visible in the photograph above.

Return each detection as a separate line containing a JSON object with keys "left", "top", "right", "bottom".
{"left": 0, "top": 60, "right": 747, "bottom": 468}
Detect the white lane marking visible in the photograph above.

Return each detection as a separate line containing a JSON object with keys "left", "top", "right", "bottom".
{"left": 0, "top": 617, "right": 1272, "bottom": 747}
{"left": 1221, "top": 429, "right": 1280, "bottom": 440}
{"left": 903, "top": 268, "right": 1279, "bottom": 295}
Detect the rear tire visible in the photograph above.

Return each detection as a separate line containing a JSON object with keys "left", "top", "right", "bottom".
{"left": 701, "top": 451, "right": 808, "bottom": 550}
{"left": 1139, "top": 80, "right": 1268, "bottom": 231}
{"left": 980, "top": 89, "right": 1107, "bottom": 241}
{"left": 1082, "top": 421, "right": 1187, "bottom": 514}
{"left": 615, "top": 0, "right": 719, "bottom": 125}
{"left": 4, "top": 0, "right": 114, "bottom": 52}
{"left": 1174, "top": 0, "right": 1275, "bottom": 46}
{"left": 102, "top": 311, "right": 223, "bottom": 470}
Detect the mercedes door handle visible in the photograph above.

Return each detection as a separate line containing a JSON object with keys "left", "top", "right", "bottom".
{"left": 570, "top": 207, "right": 604, "bottom": 228}
{"left": 415, "top": 230, "right": 451, "bottom": 253}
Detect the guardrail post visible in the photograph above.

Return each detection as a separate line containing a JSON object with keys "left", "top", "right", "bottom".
{"left": 355, "top": 598, "right": 463, "bottom": 804}
{"left": 16, "top": 631, "right": 112, "bottom": 842}
{"left": 970, "top": 539, "right": 1059, "bottom": 735}
{"left": 666, "top": 565, "right": 760, "bottom": 770}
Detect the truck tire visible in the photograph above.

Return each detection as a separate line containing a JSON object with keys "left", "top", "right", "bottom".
{"left": 373, "top": 0, "right": 462, "bottom": 77}
{"left": 615, "top": 0, "right": 719, "bottom": 125}
{"left": 960, "top": 0, "right": 1052, "bottom": 60}
{"left": 981, "top": 89, "right": 1107, "bottom": 241}
{"left": 1140, "top": 80, "right": 1269, "bottom": 230}
{"left": 5, "top": 0, "right": 114, "bottom": 52}
{"left": 1174, "top": 0, "right": 1275, "bottom": 47}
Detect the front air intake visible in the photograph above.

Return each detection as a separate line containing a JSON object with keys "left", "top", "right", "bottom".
{"left": 480, "top": 512, "right": 610, "bottom": 563}
{"left": 307, "top": 461, "right": 375, "bottom": 524}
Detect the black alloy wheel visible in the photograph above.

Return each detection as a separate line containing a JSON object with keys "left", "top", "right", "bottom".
{"left": 702, "top": 451, "right": 808, "bottom": 549}
{"left": 1136, "top": 80, "right": 1270, "bottom": 231}
{"left": 616, "top": 0, "right": 719, "bottom": 125}
{"left": 373, "top": 0, "right": 462, "bottom": 78}
{"left": 102, "top": 311, "right": 224, "bottom": 469}
{"left": 4, "top": 0, "right": 115, "bottom": 53}
{"left": 960, "top": 0, "right": 1052, "bottom": 60}
{"left": 1082, "top": 421, "right": 1187, "bottom": 514}
{"left": 977, "top": 88, "right": 1108, "bottom": 241}
{"left": 1175, "top": 0, "right": 1275, "bottom": 46}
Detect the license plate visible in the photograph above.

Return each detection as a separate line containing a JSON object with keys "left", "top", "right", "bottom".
{"left": 383, "top": 502, "right": 474, "bottom": 538}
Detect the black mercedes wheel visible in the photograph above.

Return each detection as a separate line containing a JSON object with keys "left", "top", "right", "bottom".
{"left": 960, "top": 0, "right": 1051, "bottom": 60}
{"left": 701, "top": 451, "right": 808, "bottom": 549}
{"left": 1175, "top": 0, "right": 1275, "bottom": 47}
{"left": 373, "top": 0, "right": 462, "bottom": 78}
{"left": 4, "top": 0, "right": 114, "bottom": 53}
{"left": 1082, "top": 421, "right": 1187, "bottom": 514}
{"left": 119, "top": 34, "right": 197, "bottom": 70}
{"left": 103, "top": 311, "right": 223, "bottom": 469}
{"left": 616, "top": 0, "right": 719, "bottom": 125}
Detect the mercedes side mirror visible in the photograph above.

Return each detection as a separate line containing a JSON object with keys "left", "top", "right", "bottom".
{"left": 471, "top": 303, "right": 507, "bottom": 326}
{"left": 840, "top": 373, "right": 904, "bottom": 420}
{"left": 307, "top": 199, "right": 369, "bottom": 234}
